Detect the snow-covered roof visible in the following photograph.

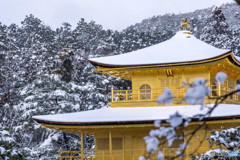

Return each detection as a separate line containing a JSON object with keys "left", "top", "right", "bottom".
{"left": 33, "top": 104, "right": 240, "bottom": 125}
{"left": 89, "top": 31, "right": 230, "bottom": 67}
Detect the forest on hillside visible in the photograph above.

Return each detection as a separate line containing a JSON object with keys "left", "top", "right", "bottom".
{"left": 0, "top": 3, "right": 240, "bottom": 160}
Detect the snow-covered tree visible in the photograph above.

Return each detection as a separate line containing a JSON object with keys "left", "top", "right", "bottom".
{"left": 190, "top": 126, "right": 240, "bottom": 160}
{"left": 0, "top": 126, "right": 26, "bottom": 159}
{"left": 200, "top": 6, "right": 231, "bottom": 49}
{"left": 12, "top": 72, "right": 108, "bottom": 159}
{"left": 11, "top": 46, "right": 115, "bottom": 159}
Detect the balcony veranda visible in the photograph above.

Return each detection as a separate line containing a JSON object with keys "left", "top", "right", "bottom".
{"left": 110, "top": 85, "right": 240, "bottom": 107}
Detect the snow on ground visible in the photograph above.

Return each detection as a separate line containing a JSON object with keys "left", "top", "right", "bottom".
{"left": 33, "top": 104, "right": 240, "bottom": 123}
{"left": 89, "top": 31, "right": 230, "bottom": 66}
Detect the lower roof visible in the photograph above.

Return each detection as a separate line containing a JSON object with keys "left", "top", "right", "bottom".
{"left": 33, "top": 104, "right": 240, "bottom": 126}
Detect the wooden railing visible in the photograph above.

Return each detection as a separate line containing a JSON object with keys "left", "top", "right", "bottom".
{"left": 58, "top": 149, "right": 181, "bottom": 160}
{"left": 111, "top": 86, "right": 240, "bottom": 103}
{"left": 209, "top": 85, "right": 240, "bottom": 101}
{"left": 111, "top": 87, "right": 185, "bottom": 102}
{"left": 59, "top": 150, "right": 95, "bottom": 160}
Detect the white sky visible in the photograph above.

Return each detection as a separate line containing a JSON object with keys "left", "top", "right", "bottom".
{"left": 0, "top": 0, "right": 234, "bottom": 31}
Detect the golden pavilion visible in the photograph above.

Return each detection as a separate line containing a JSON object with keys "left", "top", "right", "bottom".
{"left": 33, "top": 29, "right": 240, "bottom": 160}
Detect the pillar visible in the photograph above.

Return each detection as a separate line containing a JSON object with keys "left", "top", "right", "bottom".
{"left": 109, "top": 131, "right": 112, "bottom": 159}
{"left": 218, "top": 82, "right": 221, "bottom": 96}
{"left": 81, "top": 132, "right": 84, "bottom": 160}
{"left": 111, "top": 86, "right": 114, "bottom": 102}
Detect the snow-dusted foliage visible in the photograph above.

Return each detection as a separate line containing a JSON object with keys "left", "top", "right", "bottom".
{"left": 236, "top": 85, "right": 240, "bottom": 95}
{"left": 184, "top": 78, "right": 210, "bottom": 107}
{"left": 12, "top": 74, "right": 99, "bottom": 159}
{"left": 208, "top": 127, "right": 240, "bottom": 151}
{"left": 166, "top": 112, "right": 184, "bottom": 128}
{"left": 143, "top": 111, "right": 186, "bottom": 159}
{"left": 0, "top": 15, "right": 129, "bottom": 159}
{"left": 0, "top": 126, "right": 26, "bottom": 159}
{"left": 215, "top": 72, "right": 227, "bottom": 85}
{"left": 157, "top": 88, "right": 174, "bottom": 104}
{"left": 191, "top": 127, "right": 240, "bottom": 160}
{"left": 158, "top": 78, "right": 211, "bottom": 107}
{"left": 191, "top": 149, "right": 239, "bottom": 160}
{"left": 11, "top": 63, "right": 112, "bottom": 159}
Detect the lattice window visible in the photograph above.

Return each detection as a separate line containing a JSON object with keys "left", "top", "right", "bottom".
{"left": 97, "top": 138, "right": 109, "bottom": 150}
{"left": 112, "top": 138, "right": 122, "bottom": 150}
{"left": 97, "top": 138, "right": 123, "bottom": 150}
{"left": 140, "top": 84, "right": 151, "bottom": 99}
{"left": 160, "top": 78, "right": 181, "bottom": 87}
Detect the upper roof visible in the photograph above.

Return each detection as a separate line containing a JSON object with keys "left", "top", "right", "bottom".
{"left": 89, "top": 31, "right": 231, "bottom": 68}
{"left": 33, "top": 104, "right": 240, "bottom": 125}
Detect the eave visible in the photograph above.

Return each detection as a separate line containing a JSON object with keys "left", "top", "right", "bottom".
{"left": 91, "top": 52, "right": 240, "bottom": 79}
{"left": 33, "top": 115, "right": 240, "bottom": 128}
{"left": 89, "top": 51, "right": 234, "bottom": 69}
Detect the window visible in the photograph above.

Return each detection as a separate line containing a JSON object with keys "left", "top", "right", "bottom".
{"left": 140, "top": 84, "right": 151, "bottom": 99}
{"left": 97, "top": 138, "right": 123, "bottom": 150}
{"left": 166, "top": 79, "right": 170, "bottom": 85}
{"left": 112, "top": 138, "right": 122, "bottom": 150}
{"left": 161, "top": 79, "right": 165, "bottom": 85}
{"left": 159, "top": 78, "right": 181, "bottom": 87}
{"left": 97, "top": 138, "right": 109, "bottom": 150}
{"left": 176, "top": 78, "right": 180, "bottom": 85}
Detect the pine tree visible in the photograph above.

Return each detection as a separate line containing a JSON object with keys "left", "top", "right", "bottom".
{"left": 200, "top": 6, "right": 231, "bottom": 49}
{"left": 0, "top": 125, "right": 26, "bottom": 159}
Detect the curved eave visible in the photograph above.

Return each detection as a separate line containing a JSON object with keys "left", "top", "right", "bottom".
{"left": 33, "top": 115, "right": 240, "bottom": 127}
{"left": 33, "top": 118, "right": 154, "bottom": 126}
{"left": 229, "top": 54, "right": 240, "bottom": 67}
{"left": 89, "top": 51, "right": 234, "bottom": 69}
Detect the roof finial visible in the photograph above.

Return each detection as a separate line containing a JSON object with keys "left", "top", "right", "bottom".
{"left": 181, "top": 18, "right": 190, "bottom": 30}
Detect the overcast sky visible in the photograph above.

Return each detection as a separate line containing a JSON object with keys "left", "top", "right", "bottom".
{"left": 0, "top": 0, "right": 234, "bottom": 31}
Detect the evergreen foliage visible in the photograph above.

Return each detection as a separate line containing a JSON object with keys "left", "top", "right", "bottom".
{"left": 190, "top": 127, "right": 240, "bottom": 160}
{"left": 0, "top": 126, "right": 26, "bottom": 160}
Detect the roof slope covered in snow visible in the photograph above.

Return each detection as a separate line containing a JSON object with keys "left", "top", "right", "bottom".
{"left": 89, "top": 31, "right": 231, "bottom": 67}
{"left": 33, "top": 104, "right": 240, "bottom": 125}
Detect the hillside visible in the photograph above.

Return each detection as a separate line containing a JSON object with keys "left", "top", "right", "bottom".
{"left": 126, "top": 3, "right": 240, "bottom": 33}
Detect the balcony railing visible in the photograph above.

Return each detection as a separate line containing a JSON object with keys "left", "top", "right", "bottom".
{"left": 111, "top": 86, "right": 240, "bottom": 103}
{"left": 209, "top": 85, "right": 240, "bottom": 101}
{"left": 111, "top": 87, "right": 184, "bottom": 102}
{"left": 58, "top": 149, "right": 181, "bottom": 160}
{"left": 59, "top": 150, "right": 95, "bottom": 160}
